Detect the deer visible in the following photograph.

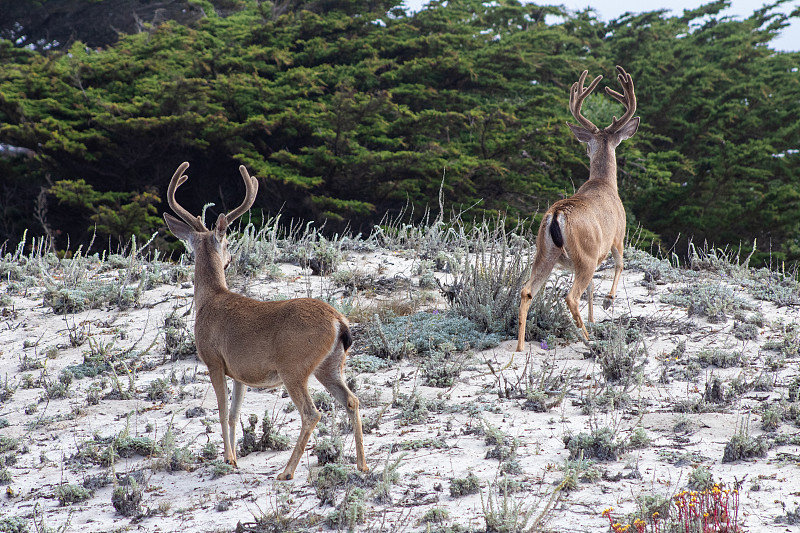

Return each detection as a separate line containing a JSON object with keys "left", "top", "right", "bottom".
{"left": 162, "top": 162, "right": 367, "bottom": 480}
{"left": 516, "top": 66, "right": 639, "bottom": 351}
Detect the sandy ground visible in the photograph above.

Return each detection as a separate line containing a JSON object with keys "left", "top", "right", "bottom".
{"left": 1, "top": 246, "right": 799, "bottom": 532}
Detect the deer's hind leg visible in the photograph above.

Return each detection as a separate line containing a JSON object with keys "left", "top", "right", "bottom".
{"left": 279, "top": 376, "right": 320, "bottom": 481}
{"left": 517, "top": 246, "right": 562, "bottom": 352}
{"left": 565, "top": 259, "right": 595, "bottom": 340}
{"left": 314, "top": 348, "right": 367, "bottom": 473}
{"left": 603, "top": 241, "right": 624, "bottom": 310}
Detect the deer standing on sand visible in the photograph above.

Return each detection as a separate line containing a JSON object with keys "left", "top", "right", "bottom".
{"left": 516, "top": 66, "right": 639, "bottom": 350}
{"left": 163, "top": 162, "right": 367, "bottom": 480}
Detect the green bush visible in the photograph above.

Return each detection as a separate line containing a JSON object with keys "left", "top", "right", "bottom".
{"left": 55, "top": 483, "right": 92, "bottom": 506}
{"left": 449, "top": 472, "right": 481, "bottom": 497}
{"left": 364, "top": 311, "right": 500, "bottom": 361}
{"left": 564, "top": 427, "right": 625, "bottom": 462}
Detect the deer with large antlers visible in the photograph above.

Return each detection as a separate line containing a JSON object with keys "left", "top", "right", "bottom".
{"left": 516, "top": 66, "right": 639, "bottom": 350}
{"left": 162, "top": 162, "right": 367, "bottom": 480}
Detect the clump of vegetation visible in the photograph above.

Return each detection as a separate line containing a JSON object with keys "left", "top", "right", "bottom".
{"left": 238, "top": 413, "right": 291, "bottom": 458}
{"left": 421, "top": 507, "right": 450, "bottom": 525}
{"left": 761, "top": 407, "right": 781, "bottom": 432}
{"left": 145, "top": 377, "right": 172, "bottom": 402}
{"left": 661, "top": 282, "right": 752, "bottom": 323}
{"left": 687, "top": 465, "right": 715, "bottom": 491}
{"left": 420, "top": 347, "right": 466, "bottom": 388}
{"left": 697, "top": 348, "right": 743, "bottom": 369}
{"left": 365, "top": 311, "right": 500, "bottom": 361}
{"left": 624, "top": 247, "right": 683, "bottom": 284}
{"left": 564, "top": 427, "right": 626, "bottom": 462}
{"left": 495, "top": 356, "right": 577, "bottom": 414}
{"left": 313, "top": 436, "right": 343, "bottom": 466}
{"left": 209, "top": 460, "right": 234, "bottom": 478}
{"left": 722, "top": 431, "right": 769, "bottom": 463}
{"left": 326, "top": 487, "right": 367, "bottom": 530}
{"left": 763, "top": 323, "right": 800, "bottom": 358}
{"left": 164, "top": 313, "right": 196, "bottom": 360}
{"left": 446, "top": 219, "right": 529, "bottom": 332}
{"left": 744, "top": 267, "right": 800, "bottom": 307}
{"left": 0, "top": 516, "right": 28, "bottom": 533}
{"left": 111, "top": 478, "right": 143, "bottom": 517}
{"left": 0, "top": 436, "right": 20, "bottom": 454}
{"left": 703, "top": 376, "right": 726, "bottom": 404}
{"left": 72, "top": 424, "right": 163, "bottom": 467}
{"left": 226, "top": 218, "right": 282, "bottom": 278}
{"left": 55, "top": 483, "right": 92, "bottom": 506}
{"left": 484, "top": 424, "right": 519, "bottom": 467}
{"left": 312, "top": 462, "right": 351, "bottom": 505}
{"left": 450, "top": 472, "right": 481, "bottom": 497}
{"left": 628, "top": 427, "right": 651, "bottom": 450}
{"left": 480, "top": 480, "right": 540, "bottom": 533}
{"left": 589, "top": 319, "right": 646, "bottom": 386}
{"left": 732, "top": 320, "right": 759, "bottom": 341}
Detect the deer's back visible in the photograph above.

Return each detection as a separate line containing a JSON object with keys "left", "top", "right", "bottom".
{"left": 194, "top": 294, "right": 345, "bottom": 382}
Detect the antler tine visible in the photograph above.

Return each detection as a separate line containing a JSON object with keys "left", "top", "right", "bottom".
{"left": 569, "top": 70, "right": 603, "bottom": 133}
{"left": 225, "top": 165, "right": 259, "bottom": 224}
{"left": 604, "top": 65, "right": 637, "bottom": 134}
{"left": 167, "top": 162, "right": 207, "bottom": 232}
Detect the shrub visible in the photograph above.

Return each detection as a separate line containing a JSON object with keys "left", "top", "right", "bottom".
{"left": 661, "top": 282, "right": 752, "bottom": 323}
{"left": 687, "top": 466, "right": 714, "bottom": 491}
{"left": 56, "top": 483, "right": 92, "bottom": 506}
{"left": 722, "top": 432, "right": 768, "bottom": 463}
{"left": 0, "top": 517, "right": 28, "bottom": 533}
{"left": 564, "top": 427, "right": 624, "bottom": 462}
{"left": 589, "top": 319, "right": 645, "bottom": 386}
{"left": 326, "top": 487, "right": 367, "bottom": 530}
{"left": 0, "top": 436, "right": 20, "bottom": 453}
{"left": 238, "top": 413, "right": 291, "bottom": 458}
{"left": 313, "top": 436, "right": 343, "bottom": 466}
{"left": 312, "top": 462, "right": 350, "bottom": 505}
{"left": 209, "top": 460, "right": 234, "bottom": 478}
{"left": 364, "top": 311, "right": 500, "bottom": 361}
{"left": 112, "top": 480, "right": 143, "bottom": 517}
{"left": 450, "top": 472, "right": 481, "bottom": 497}
{"left": 421, "top": 508, "right": 450, "bottom": 524}
{"left": 164, "top": 314, "right": 196, "bottom": 360}
{"left": 697, "top": 349, "right": 742, "bottom": 369}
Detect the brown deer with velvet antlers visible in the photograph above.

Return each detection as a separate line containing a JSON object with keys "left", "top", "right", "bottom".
{"left": 163, "top": 162, "right": 367, "bottom": 480}
{"left": 516, "top": 66, "right": 639, "bottom": 350}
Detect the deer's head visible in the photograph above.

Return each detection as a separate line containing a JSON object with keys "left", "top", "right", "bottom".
{"left": 566, "top": 66, "right": 639, "bottom": 159}
{"left": 163, "top": 162, "right": 258, "bottom": 271}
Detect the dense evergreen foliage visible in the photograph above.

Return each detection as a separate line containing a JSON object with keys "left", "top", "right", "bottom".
{"left": 0, "top": 0, "right": 798, "bottom": 263}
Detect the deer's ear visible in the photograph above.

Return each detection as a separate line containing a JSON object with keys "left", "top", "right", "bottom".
{"left": 164, "top": 213, "right": 195, "bottom": 242}
{"left": 614, "top": 116, "right": 639, "bottom": 142}
{"left": 214, "top": 213, "right": 229, "bottom": 242}
{"left": 567, "top": 122, "right": 595, "bottom": 143}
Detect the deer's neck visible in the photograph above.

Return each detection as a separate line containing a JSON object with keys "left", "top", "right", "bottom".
{"left": 588, "top": 145, "right": 619, "bottom": 191}
{"left": 192, "top": 241, "right": 229, "bottom": 309}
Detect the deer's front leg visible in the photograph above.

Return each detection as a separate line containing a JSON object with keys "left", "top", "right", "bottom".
{"left": 208, "top": 365, "right": 236, "bottom": 466}
{"left": 227, "top": 380, "right": 246, "bottom": 466}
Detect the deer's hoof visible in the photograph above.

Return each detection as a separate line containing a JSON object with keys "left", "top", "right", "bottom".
{"left": 277, "top": 471, "right": 293, "bottom": 481}
{"left": 603, "top": 295, "right": 614, "bottom": 310}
